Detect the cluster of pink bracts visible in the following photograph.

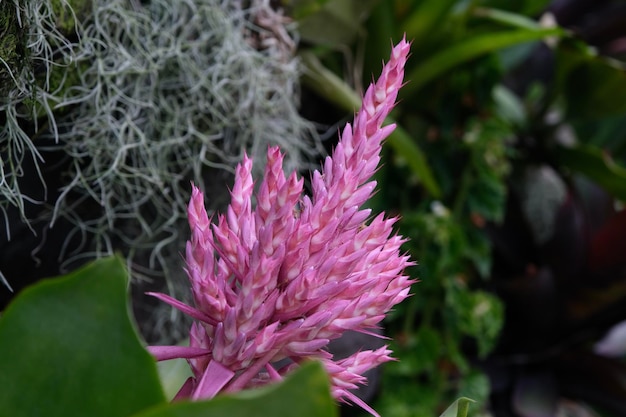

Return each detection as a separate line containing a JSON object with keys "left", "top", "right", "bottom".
{"left": 148, "top": 37, "right": 414, "bottom": 417}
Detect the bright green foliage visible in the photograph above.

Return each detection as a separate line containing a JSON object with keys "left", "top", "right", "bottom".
{"left": 295, "top": 0, "right": 626, "bottom": 416}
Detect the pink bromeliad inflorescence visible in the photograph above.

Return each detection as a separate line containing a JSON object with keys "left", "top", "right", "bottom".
{"left": 148, "top": 37, "right": 414, "bottom": 416}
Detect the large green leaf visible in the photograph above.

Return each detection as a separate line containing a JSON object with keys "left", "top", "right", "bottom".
{"left": 404, "top": 27, "right": 564, "bottom": 95}
{"left": 0, "top": 257, "right": 165, "bottom": 417}
{"left": 133, "top": 361, "right": 338, "bottom": 417}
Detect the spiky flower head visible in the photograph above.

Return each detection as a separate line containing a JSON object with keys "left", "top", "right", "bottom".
{"left": 148, "top": 37, "right": 413, "bottom": 416}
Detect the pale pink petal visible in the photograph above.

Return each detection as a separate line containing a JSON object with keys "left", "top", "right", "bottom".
{"left": 147, "top": 346, "right": 210, "bottom": 361}
{"left": 147, "top": 292, "right": 217, "bottom": 325}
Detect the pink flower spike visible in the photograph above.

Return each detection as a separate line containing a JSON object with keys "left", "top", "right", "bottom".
{"left": 148, "top": 36, "right": 414, "bottom": 417}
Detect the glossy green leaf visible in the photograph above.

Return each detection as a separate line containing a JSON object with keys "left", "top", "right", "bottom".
{"left": 0, "top": 256, "right": 166, "bottom": 417}
{"left": 404, "top": 27, "right": 564, "bottom": 95}
{"left": 556, "top": 144, "right": 626, "bottom": 200}
{"left": 439, "top": 397, "right": 475, "bottom": 417}
{"left": 133, "top": 361, "right": 338, "bottom": 417}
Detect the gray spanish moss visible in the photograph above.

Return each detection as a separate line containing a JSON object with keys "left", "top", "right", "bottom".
{"left": 1, "top": 0, "right": 320, "bottom": 341}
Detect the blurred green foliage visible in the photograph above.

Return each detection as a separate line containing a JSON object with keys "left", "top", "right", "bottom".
{"left": 291, "top": 0, "right": 626, "bottom": 415}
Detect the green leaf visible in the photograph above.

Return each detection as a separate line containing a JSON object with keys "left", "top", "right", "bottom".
{"left": 439, "top": 397, "right": 475, "bottom": 417}
{"left": 132, "top": 361, "right": 338, "bottom": 417}
{"left": 404, "top": 27, "right": 564, "bottom": 95}
{"left": 556, "top": 144, "right": 626, "bottom": 201}
{"left": 560, "top": 50, "right": 626, "bottom": 120}
{"left": 284, "top": 0, "right": 331, "bottom": 20}
{"left": 0, "top": 256, "right": 165, "bottom": 417}
{"left": 474, "top": 7, "right": 545, "bottom": 30}
{"left": 403, "top": 0, "right": 458, "bottom": 45}
{"left": 387, "top": 123, "right": 443, "bottom": 198}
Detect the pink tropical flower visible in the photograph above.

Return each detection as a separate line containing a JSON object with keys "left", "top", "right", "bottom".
{"left": 148, "top": 37, "right": 414, "bottom": 416}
